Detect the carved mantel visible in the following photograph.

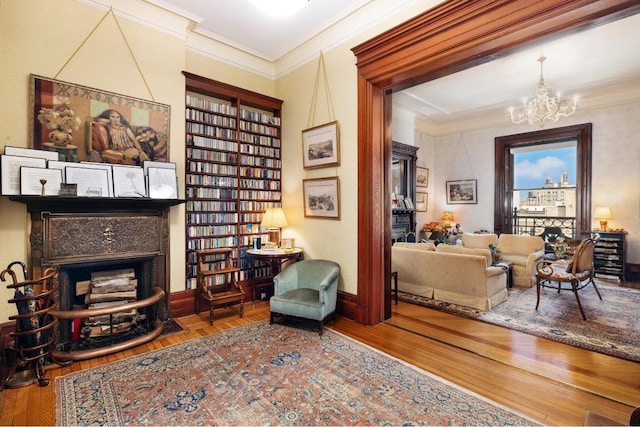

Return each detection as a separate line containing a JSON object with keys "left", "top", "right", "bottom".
{"left": 9, "top": 196, "right": 183, "bottom": 361}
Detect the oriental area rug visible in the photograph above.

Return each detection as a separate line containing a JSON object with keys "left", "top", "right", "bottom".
{"left": 397, "top": 283, "right": 640, "bottom": 362}
{"left": 55, "top": 321, "right": 536, "bottom": 426}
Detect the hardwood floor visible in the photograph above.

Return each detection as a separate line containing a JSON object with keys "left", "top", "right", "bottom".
{"left": 1, "top": 297, "right": 638, "bottom": 426}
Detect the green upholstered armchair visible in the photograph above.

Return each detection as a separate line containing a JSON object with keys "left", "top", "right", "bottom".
{"left": 269, "top": 260, "right": 340, "bottom": 335}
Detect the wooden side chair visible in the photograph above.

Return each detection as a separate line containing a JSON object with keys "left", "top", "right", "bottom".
{"left": 535, "top": 238, "right": 602, "bottom": 320}
{"left": 195, "top": 248, "right": 245, "bottom": 325}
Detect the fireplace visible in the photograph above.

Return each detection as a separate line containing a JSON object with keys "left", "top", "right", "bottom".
{"left": 13, "top": 196, "right": 181, "bottom": 361}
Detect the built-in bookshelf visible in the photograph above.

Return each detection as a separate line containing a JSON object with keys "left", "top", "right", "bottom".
{"left": 183, "top": 72, "right": 283, "bottom": 292}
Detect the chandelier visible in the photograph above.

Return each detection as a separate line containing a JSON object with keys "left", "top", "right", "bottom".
{"left": 509, "top": 56, "right": 578, "bottom": 127}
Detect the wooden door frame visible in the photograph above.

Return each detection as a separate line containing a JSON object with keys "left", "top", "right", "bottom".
{"left": 351, "top": 0, "right": 639, "bottom": 325}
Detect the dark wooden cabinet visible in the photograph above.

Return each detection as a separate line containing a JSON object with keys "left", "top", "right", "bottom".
{"left": 592, "top": 231, "right": 626, "bottom": 282}
{"left": 391, "top": 141, "right": 418, "bottom": 241}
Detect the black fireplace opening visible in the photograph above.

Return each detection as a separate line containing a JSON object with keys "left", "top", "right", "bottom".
{"left": 55, "top": 257, "right": 159, "bottom": 353}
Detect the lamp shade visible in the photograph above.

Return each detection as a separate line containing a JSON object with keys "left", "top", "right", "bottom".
{"left": 441, "top": 211, "right": 454, "bottom": 221}
{"left": 594, "top": 206, "right": 612, "bottom": 219}
{"left": 260, "top": 207, "right": 288, "bottom": 228}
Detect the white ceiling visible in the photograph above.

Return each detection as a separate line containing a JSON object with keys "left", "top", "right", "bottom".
{"left": 141, "top": 0, "right": 640, "bottom": 134}
{"left": 145, "top": 0, "right": 373, "bottom": 61}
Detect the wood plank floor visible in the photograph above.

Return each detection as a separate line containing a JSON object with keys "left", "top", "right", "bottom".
{"left": 1, "top": 299, "right": 638, "bottom": 426}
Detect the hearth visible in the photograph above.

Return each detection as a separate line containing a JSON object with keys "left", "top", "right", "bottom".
{"left": 11, "top": 196, "right": 181, "bottom": 361}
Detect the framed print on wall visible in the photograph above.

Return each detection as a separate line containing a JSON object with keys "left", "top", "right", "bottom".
{"left": 416, "top": 167, "right": 429, "bottom": 188}
{"left": 416, "top": 191, "right": 428, "bottom": 212}
{"left": 303, "top": 176, "right": 340, "bottom": 219}
{"left": 446, "top": 179, "right": 477, "bottom": 204}
{"left": 30, "top": 74, "right": 170, "bottom": 165}
{"left": 302, "top": 121, "right": 339, "bottom": 169}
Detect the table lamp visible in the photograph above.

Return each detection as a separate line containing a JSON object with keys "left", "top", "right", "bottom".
{"left": 594, "top": 206, "right": 612, "bottom": 230}
{"left": 441, "top": 211, "right": 455, "bottom": 229}
{"left": 260, "top": 207, "right": 288, "bottom": 247}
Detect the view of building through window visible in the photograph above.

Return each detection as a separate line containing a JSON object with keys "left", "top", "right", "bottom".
{"left": 511, "top": 142, "right": 577, "bottom": 238}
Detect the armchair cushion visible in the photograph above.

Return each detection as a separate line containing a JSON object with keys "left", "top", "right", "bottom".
{"left": 461, "top": 233, "right": 498, "bottom": 249}
{"left": 270, "top": 260, "right": 341, "bottom": 334}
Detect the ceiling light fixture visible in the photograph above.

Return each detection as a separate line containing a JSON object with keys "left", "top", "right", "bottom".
{"left": 250, "top": 0, "right": 310, "bottom": 18}
{"left": 509, "top": 55, "right": 578, "bottom": 127}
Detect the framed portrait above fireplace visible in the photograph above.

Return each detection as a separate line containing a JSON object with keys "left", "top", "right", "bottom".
{"left": 30, "top": 74, "right": 171, "bottom": 165}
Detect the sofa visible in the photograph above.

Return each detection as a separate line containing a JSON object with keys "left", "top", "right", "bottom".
{"left": 461, "top": 232, "right": 545, "bottom": 288}
{"left": 495, "top": 234, "right": 545, "bottom": 287}
{"left": 391, "top": 242, "right": 508, "bottom": 311}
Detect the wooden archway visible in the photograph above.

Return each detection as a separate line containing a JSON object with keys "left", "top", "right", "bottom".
{"left": 351, "top": 0, "right": 640, "bottom": 325}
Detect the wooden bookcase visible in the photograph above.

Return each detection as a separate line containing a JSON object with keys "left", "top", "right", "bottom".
{"left": 183, "top": 72, "right": 283, "bottom": 295}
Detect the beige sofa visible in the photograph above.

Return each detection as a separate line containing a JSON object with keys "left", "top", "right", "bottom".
{"left": 495, "top": 234, "right": 545, "bottom": 287}
{"left": 461, "top": 232, "right": 545, "bottom": 288}
{"left": 391, "top": 242, "right": 508, "bottom": 311}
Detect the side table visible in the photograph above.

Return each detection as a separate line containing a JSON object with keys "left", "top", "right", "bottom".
{"left": 493, "top": 261, "right": 513, "bottom": 288}
{"left": 391, "top": 271, "right": 398, "bottom": 304}
{"left": 245, "top": 248, "right": 303, "bottom": 303}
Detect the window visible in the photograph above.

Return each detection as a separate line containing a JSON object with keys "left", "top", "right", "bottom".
{"left": 494, "top": 124, "right": 592, "bottom": 239}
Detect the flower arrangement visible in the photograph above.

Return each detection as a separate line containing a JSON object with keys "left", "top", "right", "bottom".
{"left": 37, "top": 98, "right": 82, "bottom": 146}
{"left": 551, "top": 237, "right": 569, "bottom": 259}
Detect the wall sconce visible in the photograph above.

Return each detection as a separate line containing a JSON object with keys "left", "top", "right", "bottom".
{"left": 594, "top": 206, "right": 612, "bottom": 230}
{"left": 260, "top": 207, "right": 288, "bottom": 247}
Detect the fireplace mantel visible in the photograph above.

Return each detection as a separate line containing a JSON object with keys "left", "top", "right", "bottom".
{"left": 9, "top": 195, "right": 184, "bottom": 213}
{"left": 9, "top": 195, "right": 184, "bottom": 361}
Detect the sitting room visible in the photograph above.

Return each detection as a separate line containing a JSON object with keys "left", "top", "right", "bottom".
{"left": 1, "top": 0, "right": 639, "bottom": 425}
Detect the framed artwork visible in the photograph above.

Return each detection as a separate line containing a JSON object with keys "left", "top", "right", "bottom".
{"left": 416, "top": 191, "right": 428, "bottom": 212}
{"left": 20, "top": 167, "right": 63, "bottom": 196}
{"left": 1, "top": 155, "right": 47, "bottom": 195}
{"left": 112, "top": 165, "right": 147, "bottom": 198}
{"left": 147, "top": 167, "right": 178, "bottom": 199}
{"left": 303, "top": 176, "right": 340, "bottom": 219}
{"left": 416, "top": 167, "right": 429, "bottom": 188}
{"left": 65, "top": 166, "right": 110, "bottom": 197}
{"left": 446, "top": 179, "right": 477, "bottom": 204}
{"left": 30, "top": 74, "right": 170, "bottom": 165}
{"left": 302, "top": 121, "right": 339, "bottom": 169}
{"left": 281, "top": 238, "right": 295, "bottom": 250}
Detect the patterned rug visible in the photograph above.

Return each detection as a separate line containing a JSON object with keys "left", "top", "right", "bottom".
{"left": 397, "top": 283, "right": 640, "bottom": 362}
{"left": 55, "top": 321, "right": 536, "bottom": 426}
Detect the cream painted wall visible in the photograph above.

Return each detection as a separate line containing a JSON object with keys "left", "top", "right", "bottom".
{"left": 0, "top": 0, "right": 443, "bottom": 321}
{"left": 0, "top": 0, "right": 188, "bottom": 322}
{"left": 418, "top": 101, "right": 640, "bottom": 263}
{"left": 275, "top": 48, "right": 359, "bottom": 294}
{"left": 0, "top": 0, "right": 285, "bottom": 322}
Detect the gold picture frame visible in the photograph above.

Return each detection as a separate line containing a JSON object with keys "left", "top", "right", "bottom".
{"left": 303, "top": 176, "right": 340, "bottom": 219}
{"left": 302, "top": 121, "right": 340, "bottom": 169}
{"left": 30, "top": 74, "right": 170, "bottom": 165}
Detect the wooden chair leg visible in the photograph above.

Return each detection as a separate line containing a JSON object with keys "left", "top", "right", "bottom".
{"left": 571, "top": 280, "right": 587, "bottom": 321}
{"left": 591, "top": 278, "right": 603, "bottom": 301}
{"left": 535, "top": 276, "right": 542, "bottom": 311}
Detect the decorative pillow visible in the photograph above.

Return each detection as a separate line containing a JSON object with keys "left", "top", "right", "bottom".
{"left": 435, "top": 244, "right": 492, "bottom": 265}
{"left": 393, "top": 242, "right": 435, "bottom": 251}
